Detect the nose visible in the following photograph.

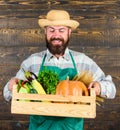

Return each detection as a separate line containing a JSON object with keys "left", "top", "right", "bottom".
{"left": 51, "top": 31, "right": 61, "bottom": 40}
{"left": 53, "top": 29, "right": 60, "bottom": 36}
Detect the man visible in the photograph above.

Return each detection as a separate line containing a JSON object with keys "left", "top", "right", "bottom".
{"left": 3, "top": 10, "right": 116, "bottom": 130}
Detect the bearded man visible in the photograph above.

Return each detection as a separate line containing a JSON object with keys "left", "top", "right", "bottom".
{"left": 3, "top": 10, "right": 116, "bottom": 130}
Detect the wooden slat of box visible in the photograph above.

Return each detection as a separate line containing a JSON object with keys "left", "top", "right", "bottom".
{"left": 11, "top": 85, "right": 96, "bottom": 118}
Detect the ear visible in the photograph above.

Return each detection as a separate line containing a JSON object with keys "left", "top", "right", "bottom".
{"left": 68, "top": 28, "right": 72, "bottom": 36}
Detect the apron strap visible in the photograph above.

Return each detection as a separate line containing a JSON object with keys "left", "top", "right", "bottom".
{"left": 69, "top": 51, "right": 78, "bottom": 74}
{"left": 39, "top": 53, "right": 47, "bottom": 73}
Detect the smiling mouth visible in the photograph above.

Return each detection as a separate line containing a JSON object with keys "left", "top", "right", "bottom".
{"left": 51, "top": 38, "right": 63, "bottom": 45}
{"left": 52, "top": 39, "right": 61, "bottom": 43}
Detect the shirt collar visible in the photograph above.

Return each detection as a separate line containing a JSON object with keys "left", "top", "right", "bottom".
{"left": 46, "top": 48, "right": 71, "bottom": 61}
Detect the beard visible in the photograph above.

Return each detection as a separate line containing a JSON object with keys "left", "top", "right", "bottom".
{"left": 45, "top": 36, "right": 69, "bottom": 55}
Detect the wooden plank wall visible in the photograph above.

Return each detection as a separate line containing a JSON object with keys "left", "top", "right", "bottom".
{"left": 0, "top": 0, "right": 120, "bottom": 130}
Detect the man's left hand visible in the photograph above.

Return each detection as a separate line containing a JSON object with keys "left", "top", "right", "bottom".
{"left": 88, "top": 81, "right": 101, "bottom": 95}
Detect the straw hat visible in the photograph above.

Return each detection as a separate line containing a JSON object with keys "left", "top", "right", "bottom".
{"left": 38, "top": 10, "right": 79, "bottom": 30}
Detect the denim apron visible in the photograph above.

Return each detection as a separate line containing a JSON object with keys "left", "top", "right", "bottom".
{"left": 29, "top": 52, "right": 84, "bottom": 130}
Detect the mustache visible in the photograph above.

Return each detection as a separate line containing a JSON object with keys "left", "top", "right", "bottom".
{"left": 50, "top": 37, "right": 64, "bottom": 42}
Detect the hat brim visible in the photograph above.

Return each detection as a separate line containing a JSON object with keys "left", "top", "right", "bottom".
{"left": 38, "top": 19, "right": 79, "bottom": 30}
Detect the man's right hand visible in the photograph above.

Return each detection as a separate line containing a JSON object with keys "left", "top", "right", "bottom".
{"left": 8, "top": 78, "right": 18, "bottom": 91}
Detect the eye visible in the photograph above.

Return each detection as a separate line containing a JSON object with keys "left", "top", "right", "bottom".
{"left": 48, "top": 28, "right": 55, "bottom": 32}
{"left": 47, "top": 27, "right": 55, "bottom": 33}
{"left": 59, "top": 28, "right": 66, "bottom": 32}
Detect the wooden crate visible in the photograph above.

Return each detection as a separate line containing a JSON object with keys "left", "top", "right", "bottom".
{"left": 11, "top": 85, "right": 96, "bottom": 118}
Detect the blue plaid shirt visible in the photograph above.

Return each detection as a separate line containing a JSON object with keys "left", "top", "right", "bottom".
{"left": 4, "top": 48, "right": 116, "bottom": 101}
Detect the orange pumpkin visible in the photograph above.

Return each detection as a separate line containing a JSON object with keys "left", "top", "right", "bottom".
{"left": 56, "top": 80, "right": 89, "bottom": 96}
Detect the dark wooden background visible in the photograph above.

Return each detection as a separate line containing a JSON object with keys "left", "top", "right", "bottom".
{"left": 0, "top": 0, "right": 120, "bottom": 130}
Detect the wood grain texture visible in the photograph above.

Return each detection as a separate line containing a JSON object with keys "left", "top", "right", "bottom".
{"left": 0, "top": 0, "right": 120, "bottom": 130}
{"left": 11, "top": 87, "right": 96, "bottom": 118}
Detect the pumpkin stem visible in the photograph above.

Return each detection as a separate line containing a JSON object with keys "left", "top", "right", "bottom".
{"left": 66, "top": 76, "right": 69, "bottom": 80}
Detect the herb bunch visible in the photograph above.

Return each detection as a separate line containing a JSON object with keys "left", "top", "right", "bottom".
{"left": 37, "top": 68, "right": 59, "bottom": 94}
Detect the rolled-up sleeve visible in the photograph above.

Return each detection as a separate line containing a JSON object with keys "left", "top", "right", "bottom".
{"left": 100, "top": 75, "right": 116, "bottom": 99}
{"left": 3, "top": 82, "right": 12, "bottom": 102}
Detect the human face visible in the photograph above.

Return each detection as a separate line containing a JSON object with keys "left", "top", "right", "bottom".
{"left": 45, "top": 26, "right": 71, "bottom": 56}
